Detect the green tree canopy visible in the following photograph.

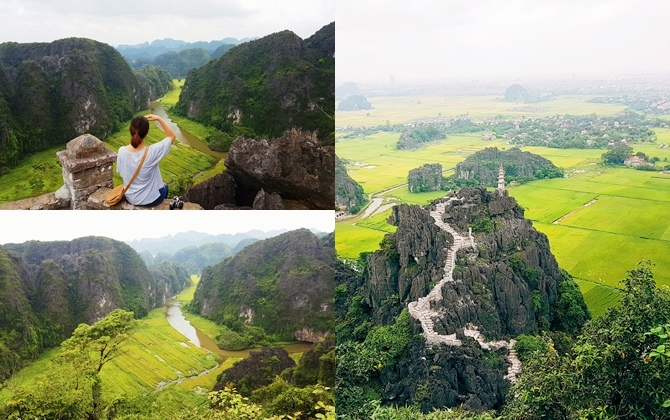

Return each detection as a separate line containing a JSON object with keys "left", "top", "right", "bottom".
{"left": 503, "top": 261, "right": 670, "bottom": 419}
{"left": 602, "top": 143, "right": 634, "bottom": 165}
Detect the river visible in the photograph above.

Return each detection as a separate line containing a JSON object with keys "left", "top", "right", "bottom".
{"left": 164, "top": 298, "right": 313, "bottom": 359}
{"left": 149, "top": 101, "right": 227, "bottom": 162}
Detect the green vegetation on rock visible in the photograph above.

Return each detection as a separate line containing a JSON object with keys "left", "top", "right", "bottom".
{"left": 190, "top": 229, "right": 335, "bottom": 343}
{"left": 451, "top": 147, "right": 563, "bottom": 187}
{"left": 338, "top": 95, "right": 373, "bottom": 111}
{"left": 396, "top": 123, "right": 448, "bottom": 150}
{"left": 0, "top": 38, "right": 143, "bottom": 169}
{"left": 335, "top": 156, "right": 367, "bottom": 212}
{"left": 174, "top": 22, "right": 334, "bottom": 143}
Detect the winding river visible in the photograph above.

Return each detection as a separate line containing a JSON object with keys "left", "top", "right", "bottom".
{"left": 149, "top": 100, "right": 227, "bottom": 162}
{"left": 164, "top": 298, "right": 313, "bottom": 359}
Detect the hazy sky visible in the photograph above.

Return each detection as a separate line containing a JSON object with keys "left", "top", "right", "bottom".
{"left": 337, "top": 0, "right": 670, "bottom": 84}
{"left": 0, "top": 0, "right": 334, "bottom": 46}
{"left": 1, "top": 211, "right": 334, "bottom": 244}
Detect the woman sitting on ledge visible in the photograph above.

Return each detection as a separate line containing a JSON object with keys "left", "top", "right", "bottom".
{"left": 116, "top": 114, "right": 176, "bottom": 207}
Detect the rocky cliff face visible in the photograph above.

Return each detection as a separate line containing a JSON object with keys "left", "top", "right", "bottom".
{"left": 335, "top": 156, "right": 367, "bottom": 212}
{"left": 191, "top": 229, "right": 334, "bottom": 341}
{"left": 0, "top": 237, "right": 189, "bottom": 381}
{"left": 174, "top": 23, "right": 334, "bottom": 142}
{"left": 4, "top": 236, "right": 186, "bottom": 324}
{"left": 338, "top": 187, "right": 571, "bottom": 412}
{"left": 0, "top": 38, "right": 143, "bottom": 168}
{"left": 185, "top": 129, "right": 334, "bottom": 210}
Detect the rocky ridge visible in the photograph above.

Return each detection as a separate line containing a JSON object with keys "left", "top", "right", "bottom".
{"left": 340, "top": 186, "right": 570, "bottom": 411}
{"left": 407, "top": 197, "right": 521, "bottom": 381}
{"left": 184, "top": 129, "right": 334, "bottom": 210}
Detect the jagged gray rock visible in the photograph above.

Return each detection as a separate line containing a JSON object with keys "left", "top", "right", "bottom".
{"left": 224, "top": 129, "right": 334, "bottom": 209}
{"left": 252, "top": 189, "right": 285, "bottom": 210}
{"left": 183, "top": 171, "right": 237, "bottom": 210}
{"left": 355, "top": 186, "right": 565, "bottom": 411}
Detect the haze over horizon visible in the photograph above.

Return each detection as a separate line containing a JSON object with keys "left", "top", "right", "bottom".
{"left": 1, "top": 211, "right": 334, "bottom": 244}
{"left": 337, "top": 0, "right": 670, "bottom": 85}
{"left": 0, "top": 0, "right": 334, "bottom": 46}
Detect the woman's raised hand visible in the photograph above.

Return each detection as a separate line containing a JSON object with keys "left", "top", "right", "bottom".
{"left": 146, "top": 114, "right": 162, "bottom": 121}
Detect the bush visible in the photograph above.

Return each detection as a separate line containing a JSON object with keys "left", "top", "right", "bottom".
{"left": 469, "top": 218, "right": 493, "bottom": 234}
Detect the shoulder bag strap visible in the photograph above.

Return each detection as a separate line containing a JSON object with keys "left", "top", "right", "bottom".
{"left": 123, "top": 148, "right": 149, "bottom": 193}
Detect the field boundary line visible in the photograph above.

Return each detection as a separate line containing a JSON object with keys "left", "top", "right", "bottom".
{"left": 533, "top": 221, "right": 670, "bottom": 244}
{"left": 521, "top": 184, "right": 670, "bottom": 204}
{"left": 571, "top": 276, "right": 622, "bottom": 291}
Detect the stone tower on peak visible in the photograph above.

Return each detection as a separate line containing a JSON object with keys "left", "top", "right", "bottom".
{"left": 497, "top": 165, "right": 506, "bottom": 195}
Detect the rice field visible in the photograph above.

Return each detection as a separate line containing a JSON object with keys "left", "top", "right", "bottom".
{"left": 337, "top": 133, "right": 503, "bottom": 194}
{"left": 336, "top": 109, "right": 670, "bottom": 315}
{"left": 335, "top": 223, "right": 388, "bottom": 259}
{"left": 0, "top": 81, "right": 216, "bottom": 205}
{"left": 0, "top": 306, "right": 220, "bottom": 404}
{"left": 336, "top": 95, "right": 628, "bottom": 127}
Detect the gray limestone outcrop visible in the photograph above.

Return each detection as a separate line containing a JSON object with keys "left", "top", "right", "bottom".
{"left": 183, "top": 172, "right": 237, "bottom": 210}
{"left": 408, "top": 163, "right": 442, "bottom": 193}
{"left": 348, "top": 186, "right": 567, "bottom": 411}
{"left": 224, "top": 129, "right": 334, "bottom": 209}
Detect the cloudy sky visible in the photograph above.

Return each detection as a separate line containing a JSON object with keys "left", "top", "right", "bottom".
{"left": 337, "top": 0, "right": 670, "bottom": 84}
{"left": 0, "top": 0, "right": 334, "bottom": 46}
{"left": 0, "top": 211, "right": 334, "bottom": 244}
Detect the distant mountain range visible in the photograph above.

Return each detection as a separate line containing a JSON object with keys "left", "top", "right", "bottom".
{"left": 117, "top": 37, "right": 257, "bottom": 61}
{"left": 125, "top": 229, "right": 330, "bottom": 256}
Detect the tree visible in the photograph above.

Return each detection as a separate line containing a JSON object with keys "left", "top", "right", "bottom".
{"left": 503, "top": 261, "right": 670, "bottom": 419}
{"left": 59, "top": 309, "right": 137, "bottom": 419}
{"left": 1, "top": 310, "right": 138, "bottom": 420}
{"left": 602, "top": 143, "right": 633, "bottom": 165}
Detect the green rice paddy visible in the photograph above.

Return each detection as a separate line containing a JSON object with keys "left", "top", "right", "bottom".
{"left": 0, "top": 80, "right": 216, "bottom": 205}
{"left": 0, "top": 306, "right": 219, "bottom": 404}
{"left": 336, "top": 99, "right": 670, "bottom": 315}
{"left": 0, "top": 274, "right": 231, "bottom": 409}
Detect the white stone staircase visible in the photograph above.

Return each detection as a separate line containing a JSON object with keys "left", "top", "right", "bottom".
{"left": 407, "top": 197, "right": 522, "bottom": 382}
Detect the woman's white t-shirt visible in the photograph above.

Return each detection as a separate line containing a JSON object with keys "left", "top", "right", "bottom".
{"left": 116, "top": 137, "right": 172, "bottom": 205}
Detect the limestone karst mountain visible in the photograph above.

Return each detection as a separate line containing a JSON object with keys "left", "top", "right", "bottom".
{"left": 174, "top": 22, "right": 334, "bottom": 143}
{"left": 454, "top": 147, "right": 563, "bottom": 186}
{"left": 336, "top": 187, "right": 589, "bottom": 414}
{"left": 190, "top": 229, "right": 335, "bottom": 343}
{"left": 0, "top": 38, "right": 145, "bottom": 168}
{"left": 335, "top": 156, "right": 367, "bottom": 213}
{"left": 0, "top": 236, "right": 190, "bottom": 381}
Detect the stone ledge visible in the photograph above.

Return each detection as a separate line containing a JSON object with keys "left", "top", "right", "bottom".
{"left": 0, "top": 186, "right": 70, "bottom": 210}
{"left": 86, "top": 188, "right": 203, "bottom": 210}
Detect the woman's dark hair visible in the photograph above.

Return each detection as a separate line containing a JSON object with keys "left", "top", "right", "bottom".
{"left": 130, "top": 116, "right": 150, "bottom": 148}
